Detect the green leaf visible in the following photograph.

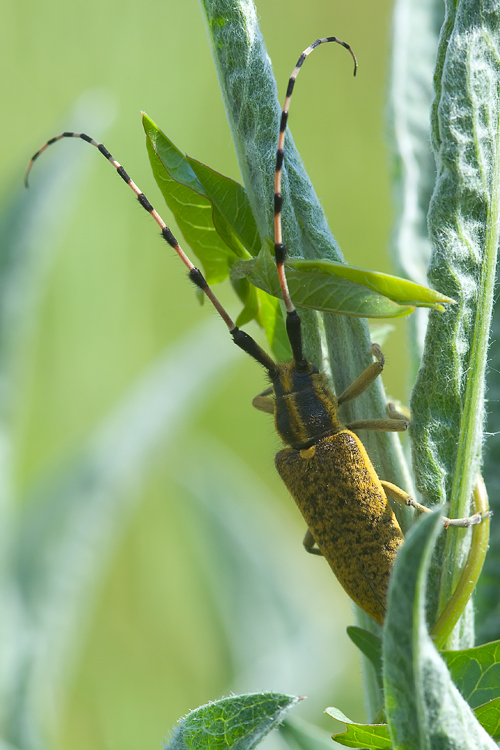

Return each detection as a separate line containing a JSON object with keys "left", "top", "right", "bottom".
{"left": 186, "top": 156, "right": 260, "bottom": 257}
{"left": 251, "top": 288, "right": 291, "bottom": 362}
{"left": 346, "top": 627, "right": 383, "bottom": 690}
{"left": 164, "top": 692, "right": 300, "bottom": 749}
{"left": 143, "top": 114, "right": 287, "bottom": 348}
{"left": 326, "top": 707, "right": 391, "bottom": 749}
{"left": 442, "top": 640, "right": 500, "bottom": 710}
{"left": 409, "top": 0, "right": 500, "bottom": 642}
{"left": 292, "top": 258, "right": 455, "bottom": 311}
{"left": 474, "top": 699, "right": 500, "bottom": 741}
{"left": 383, "top": 511, "right": 497, "bottom": 748}
{"left": 231, "top": 278, "right": 290, "bottom": 361}
{"left": 231, "top": 246, "right": 415, "bottom": 319}
{"left": 143, "top": 112, "right": 256, "bottom": 283}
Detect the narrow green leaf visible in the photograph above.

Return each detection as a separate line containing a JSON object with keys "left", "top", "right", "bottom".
{"left": 165, "top": 693, "right": 300, "bottom": 749}
{"left": 143, "top": 113, "right": 260, "bottom": 282}
{"left": 251, "top": 288, "right": 291, "bottom": 362}
{"left": 232, "top": 246, "right": 415, "bottom": 319}
{"left": 292, "top": 258, "right": 455, "bottom": 311}
{"left": 143, "top": 113, "right": 286, "bottom": 346}
{"left": 325, "top": 708, "right": 391, "bottom": 749}
{"left": 384, "top": 511, "right": 497, "bottom": 748}
{"left": 143, "top": 113, "right": 240, "bottom": 283}
{"left": 346, "top": 627, "right": 383, "bottom": 690}
{"left": 186, "top": 156, "right": 260, "bottom": 256}
{"left": 231, "top": 279, "right": 290, "bottom": 361}
{"left": 442, "top": 640, "right": 500, "bottom": 709}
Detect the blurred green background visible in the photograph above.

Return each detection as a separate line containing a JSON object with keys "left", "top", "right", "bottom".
{"left": 3, "top": 0, "right": 410, "bottom": 748}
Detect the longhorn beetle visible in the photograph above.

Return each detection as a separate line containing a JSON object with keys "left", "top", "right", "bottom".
{"left": 26, "top": 37, "right": 490, "bottom": 626}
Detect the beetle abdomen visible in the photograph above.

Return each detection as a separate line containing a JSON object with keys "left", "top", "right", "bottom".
{"left": 275, "top": 429, "right": 404, "bottom": 625}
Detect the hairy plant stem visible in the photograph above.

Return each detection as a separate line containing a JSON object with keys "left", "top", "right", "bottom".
{"left": 199, "top": 0, "right": 412, "bottom": 717}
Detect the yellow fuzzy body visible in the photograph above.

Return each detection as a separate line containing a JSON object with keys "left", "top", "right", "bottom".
{"left": 275, "top": 430, "right": 403, "bottom": 625}
{"left": 271, "top": 361, "right": 403, "bottom": 625}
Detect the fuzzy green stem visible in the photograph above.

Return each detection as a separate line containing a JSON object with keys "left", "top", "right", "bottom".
{"left": 199, "top": 0, "right": 413, "bottom": 718}
{"left": 410, "top": 1, "right": 500, "bottom": 642}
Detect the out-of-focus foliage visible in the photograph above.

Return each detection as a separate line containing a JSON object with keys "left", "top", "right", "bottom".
{"left": 2, "top": 1, "right": 398, "bottom": 749}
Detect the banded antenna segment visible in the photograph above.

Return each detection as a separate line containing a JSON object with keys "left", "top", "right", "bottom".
{"left": 273, "top": 37, "right": 357, "bottom": 365}
{"left": 25, "top": 34, "right": 356, "bottom": 376}
{"left": 25, "top": 130, "right": 277, "bottom": 376}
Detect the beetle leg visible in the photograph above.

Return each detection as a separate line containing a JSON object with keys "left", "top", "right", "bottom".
{"left": 303, "top": 527, "right": 323, "bottom": 556}
{"left": 387, "top": 401, "right": 410, "bottom": 421}
{"left": 380, "top": 480, "right": 492, "bottom": 528}
{"left": 337, "top": 343, "right": 384, "bottom": 405}
{"left": 252, "top": 386, "right": 274, "bottom": 414}
{"left": 346, "top": 417, "right": 409, "bottom": 432}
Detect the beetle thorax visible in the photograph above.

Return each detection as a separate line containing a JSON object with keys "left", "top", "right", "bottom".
{"left": 272, "top": 361, "right": 342, "bottom": 449}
